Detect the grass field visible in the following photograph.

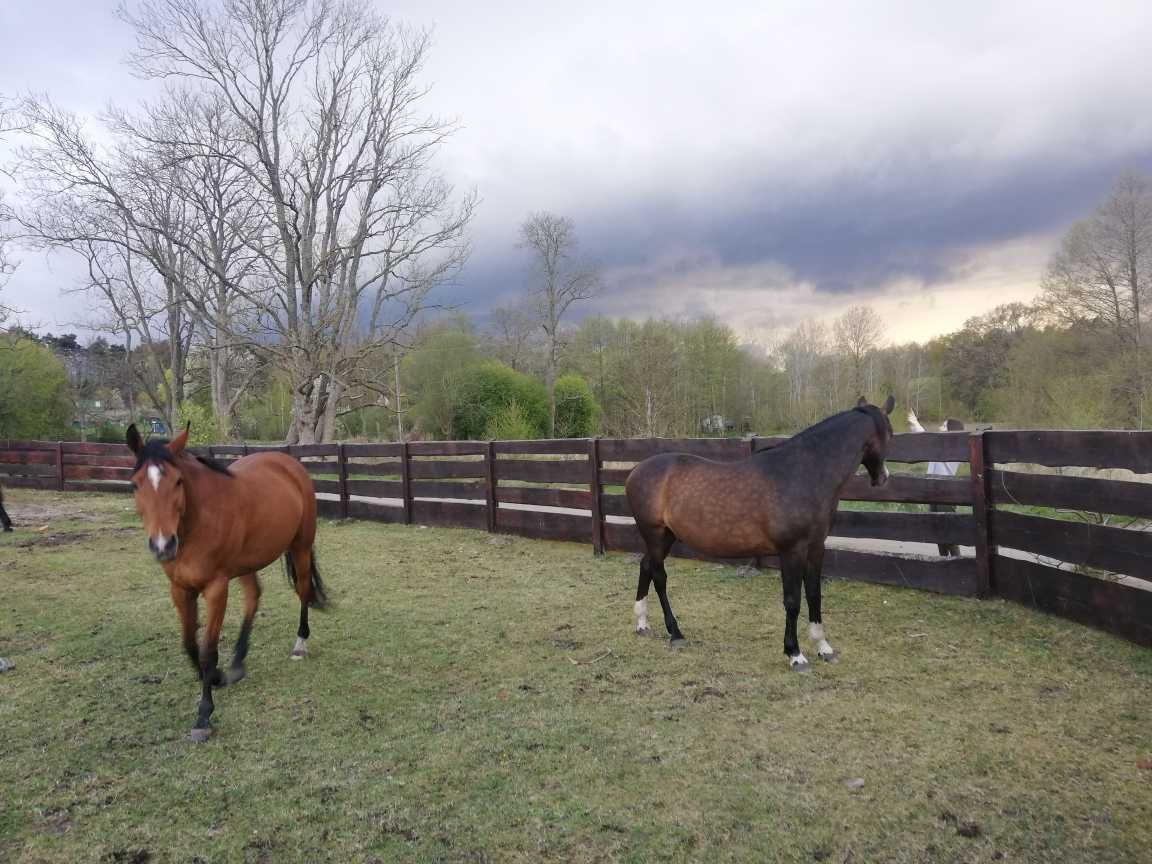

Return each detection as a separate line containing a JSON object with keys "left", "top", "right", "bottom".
{"left": 1, "top": 488, "right": 1150, "bottom": 864}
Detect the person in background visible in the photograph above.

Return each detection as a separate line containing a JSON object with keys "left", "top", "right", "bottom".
{"left": 907, "top": 409, "right": 964, "bottom": 557}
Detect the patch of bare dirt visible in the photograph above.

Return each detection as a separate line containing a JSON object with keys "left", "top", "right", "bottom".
{"left": 7, "top": 498, "right": 118, "bottom": 525}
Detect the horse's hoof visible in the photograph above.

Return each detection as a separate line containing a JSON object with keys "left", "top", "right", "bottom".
{"left": 291, "top": 637, "right": 307, "bottom": 659}
{"left": 819, "top": 652, "right": 839, "bottom": 664}
{"left": 788, "top": 654, "right": 810, "bottom": 672}
{"left": 189, "top": 726, "right": 212, "bottom": 743}
{"left": 635, "top": 626, "right": 651, "bottom": 636}
{"left": 669, "top": 638, "right": 689, "bottom": 649}
{"left": 224, "top": 666, "right": 246, "bottom": 684}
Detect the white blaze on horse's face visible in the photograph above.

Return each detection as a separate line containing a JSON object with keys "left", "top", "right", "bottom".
{"left": 132, "top": 460, "right": 187, "bottom": 562}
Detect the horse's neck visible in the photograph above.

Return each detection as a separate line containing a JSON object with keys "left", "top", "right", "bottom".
{"left": 766, "top": 414, "right": 870, "bottom": 492}
{"left": 180, "top": 458, "right": 230, "bottom": 534}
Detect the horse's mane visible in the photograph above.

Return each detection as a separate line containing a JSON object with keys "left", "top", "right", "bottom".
{"left": 790, "top": 406, "right": 888, "bottom": 444}
{"left": 133, "top": 437, "right": 233, "bottom": 477}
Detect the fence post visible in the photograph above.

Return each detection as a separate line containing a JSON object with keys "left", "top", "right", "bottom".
{"left": 55, "top": 441, "right": 64, "bottom": 491}
{"left": 399, "top": 440, "right": 413, "bottom": 525}
{"left": 968, "top": 431, "right": 995, "bottom": 598}
{"left": 484, "top": 441, "right": 497, "bottom": 533}
{"left": 337, "top": 443, "right": 349, "bottom": 520}
{"left": 589, "top": 437, "right": 605, "bottom": 556}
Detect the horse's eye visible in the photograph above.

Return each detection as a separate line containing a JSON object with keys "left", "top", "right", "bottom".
{"left": 175, "top": 477, "right": 183, "bottom": 487}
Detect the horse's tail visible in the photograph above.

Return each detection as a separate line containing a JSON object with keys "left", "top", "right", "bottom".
{"left": 285, "top": 549, "right": 329, "bottom": 610}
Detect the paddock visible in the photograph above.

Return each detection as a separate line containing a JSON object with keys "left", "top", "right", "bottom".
{"left": 1, "top": 487, "right": 1149, "bottom": 863}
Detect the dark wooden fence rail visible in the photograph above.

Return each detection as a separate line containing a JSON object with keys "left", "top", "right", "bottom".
{"left": 2, "top": 431, "right": 1149, "bottom": 646}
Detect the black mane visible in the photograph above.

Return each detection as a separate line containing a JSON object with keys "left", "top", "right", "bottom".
{"left": 132, "top": 437, "right": 232, "bottom": 477}
{"left": 789, "top": 406, "right": 887, "bottom": 445}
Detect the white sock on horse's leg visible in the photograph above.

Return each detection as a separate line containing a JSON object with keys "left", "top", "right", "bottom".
{"left": 634, "top": 598, "right": 649, "bottom": 633}
{"left": 291, "top": 636, "right": 308, "bottom": 658}
{"left": 808, "top": 622, "right": 834, "bottom": 657}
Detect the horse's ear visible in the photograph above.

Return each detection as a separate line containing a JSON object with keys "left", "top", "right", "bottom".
{"left": 126, "top": 424, "right": 143, "bottom": 454}
{"left": 856, "top": 396, "right": 867, "bottom": 408}
{"left": 169, "top": 424, "right": 190, "bottom": 456}
{"left": 882, "top": 395, "right": 896, "bottom": 415}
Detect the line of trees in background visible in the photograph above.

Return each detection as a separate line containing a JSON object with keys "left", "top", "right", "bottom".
{"left": 3, "top": 164, "right": 1152, "bottom": 441}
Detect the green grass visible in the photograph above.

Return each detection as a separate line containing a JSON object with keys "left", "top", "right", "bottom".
{"left": 1, "top": 488, "right": 1150, "bottom": 863}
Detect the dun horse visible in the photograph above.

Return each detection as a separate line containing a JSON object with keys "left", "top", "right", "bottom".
{"left": 126, "top": 426, "right": 327, "bottom": 741}
{"left": 626, "top": 396, "right": 896, "bottom": 670}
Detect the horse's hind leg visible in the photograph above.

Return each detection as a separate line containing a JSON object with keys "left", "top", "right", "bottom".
{"left": 287, "top": 542, "right": 327, "bottom": 659}
{"left": 780, "top": 547, "right": 808, "bottom": 670}
{"left": 644, "top": 530, "right": 685, "bottom": 645}
{"left": 0, "top": 496, "right": 12, "bottom": 531}
{"left": 803, "top": 544, "right": 836, "bottom": 662}
{"left": 224, "top": 572, "right": 261, "bottom": 684}
{"left": 287, "top": 547, "right": 313, "bottom": 659}
{"left": 634, "top": 555, "right": 653, "bottom": 634}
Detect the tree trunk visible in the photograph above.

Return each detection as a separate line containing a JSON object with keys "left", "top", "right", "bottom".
{"left": 546, "top": 333, "right": 558, "bottom": 437}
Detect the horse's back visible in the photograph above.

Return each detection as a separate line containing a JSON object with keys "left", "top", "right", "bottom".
{"left": 231, "top": 449, "right": 313, "bottom": 490}
{"left": 229, "top": 452, "right": 317, "bottom": 536}
{"left": 627, "top": 452, "right": 780, "bottom": 556}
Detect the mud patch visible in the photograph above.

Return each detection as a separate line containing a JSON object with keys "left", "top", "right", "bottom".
{"left": 17, "top": 531, "right": 91, "bottom": 548}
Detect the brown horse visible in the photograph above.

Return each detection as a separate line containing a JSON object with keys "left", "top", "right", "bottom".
{"left": 126, "top": 425, "right": 327, "bottom": 741}
{"left": 626, "top": 396, "right": 895, "bottom": 670}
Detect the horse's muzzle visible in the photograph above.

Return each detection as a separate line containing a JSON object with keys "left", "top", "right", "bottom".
{"left": 149, "top": 535, "right": 179, "bottom": 562}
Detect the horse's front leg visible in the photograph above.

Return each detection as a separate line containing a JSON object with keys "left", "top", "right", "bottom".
{"left": 191, "top": 577, "right": 228, "bottom": 742}
{"left": 804, "top": 543, "right": 836, "bottom": 662}
{"left": 169, "top": 582, "right": 200, "bottom": 673}
{"left": 780, "top": 549, "right": 808, "bottom": 670}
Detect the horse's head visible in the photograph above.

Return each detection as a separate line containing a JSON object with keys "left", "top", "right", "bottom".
{"left": 855, "top": 395, "right": 895, "bottom": 486}
{"left": 126, "top": 424, "right": 190, "bottom": 562}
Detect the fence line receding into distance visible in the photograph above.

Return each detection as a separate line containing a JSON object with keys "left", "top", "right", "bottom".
{"left": 1, "top": 431, "right": 1149, "bottom": 646}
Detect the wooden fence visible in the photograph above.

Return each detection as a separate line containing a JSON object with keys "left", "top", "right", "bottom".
{"left": 1, "top": 431, "right": 1149, "bottom": 646}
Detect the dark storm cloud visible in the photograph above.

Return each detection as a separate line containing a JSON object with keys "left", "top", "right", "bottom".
{"left": 447, "top": 147, "right": 1152, "bottom": 319}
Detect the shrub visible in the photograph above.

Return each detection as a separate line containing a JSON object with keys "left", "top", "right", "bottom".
{"left": 554, "top": 374, "right": 600, "bottom": 437}
{"left": 452, "top": 362, "right": 548, "bottom": 439}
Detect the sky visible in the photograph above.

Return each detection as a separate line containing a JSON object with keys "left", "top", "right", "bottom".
{"left": 3, "top": 0, "right": 1152, "bottom": 345}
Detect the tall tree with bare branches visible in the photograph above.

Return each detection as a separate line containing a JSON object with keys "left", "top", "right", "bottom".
{"left": 115, "top": 0, "right": 475, "bottom": 443}
{"left": 834, "top": 305, "right": 885, "bottom": 398}
{"left": 1041, "top": 172, "right": 1152, "bottom": 426}
{"left": 519, "top": 212, "right": 601, "bottom": 436}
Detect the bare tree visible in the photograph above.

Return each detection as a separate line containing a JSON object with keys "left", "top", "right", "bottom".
{"left": 119, "top": 0, "right": 475, "bottom": 443}
{"left": 0, "top": 96, "right": 20, "bottom": 320}
{"left": 16, "top": 97, "right": 206, "bottom": 429}
{"left": 519, "top": 212, "right": 601, "bottom": 435}
{"left": 778, "top": 319, "right": 827, "bottom": 425}
{"left": 1041, "top": 172, "right": 1152, "bottom": 425}
{"left": 487, "top": 304, "right": 538, "bottom": 372}
{"left": 111, "top": 92, "right": 268, "bottom": 439}
{"left": 834, "top": 305, "right": 884, "bottom": 397}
